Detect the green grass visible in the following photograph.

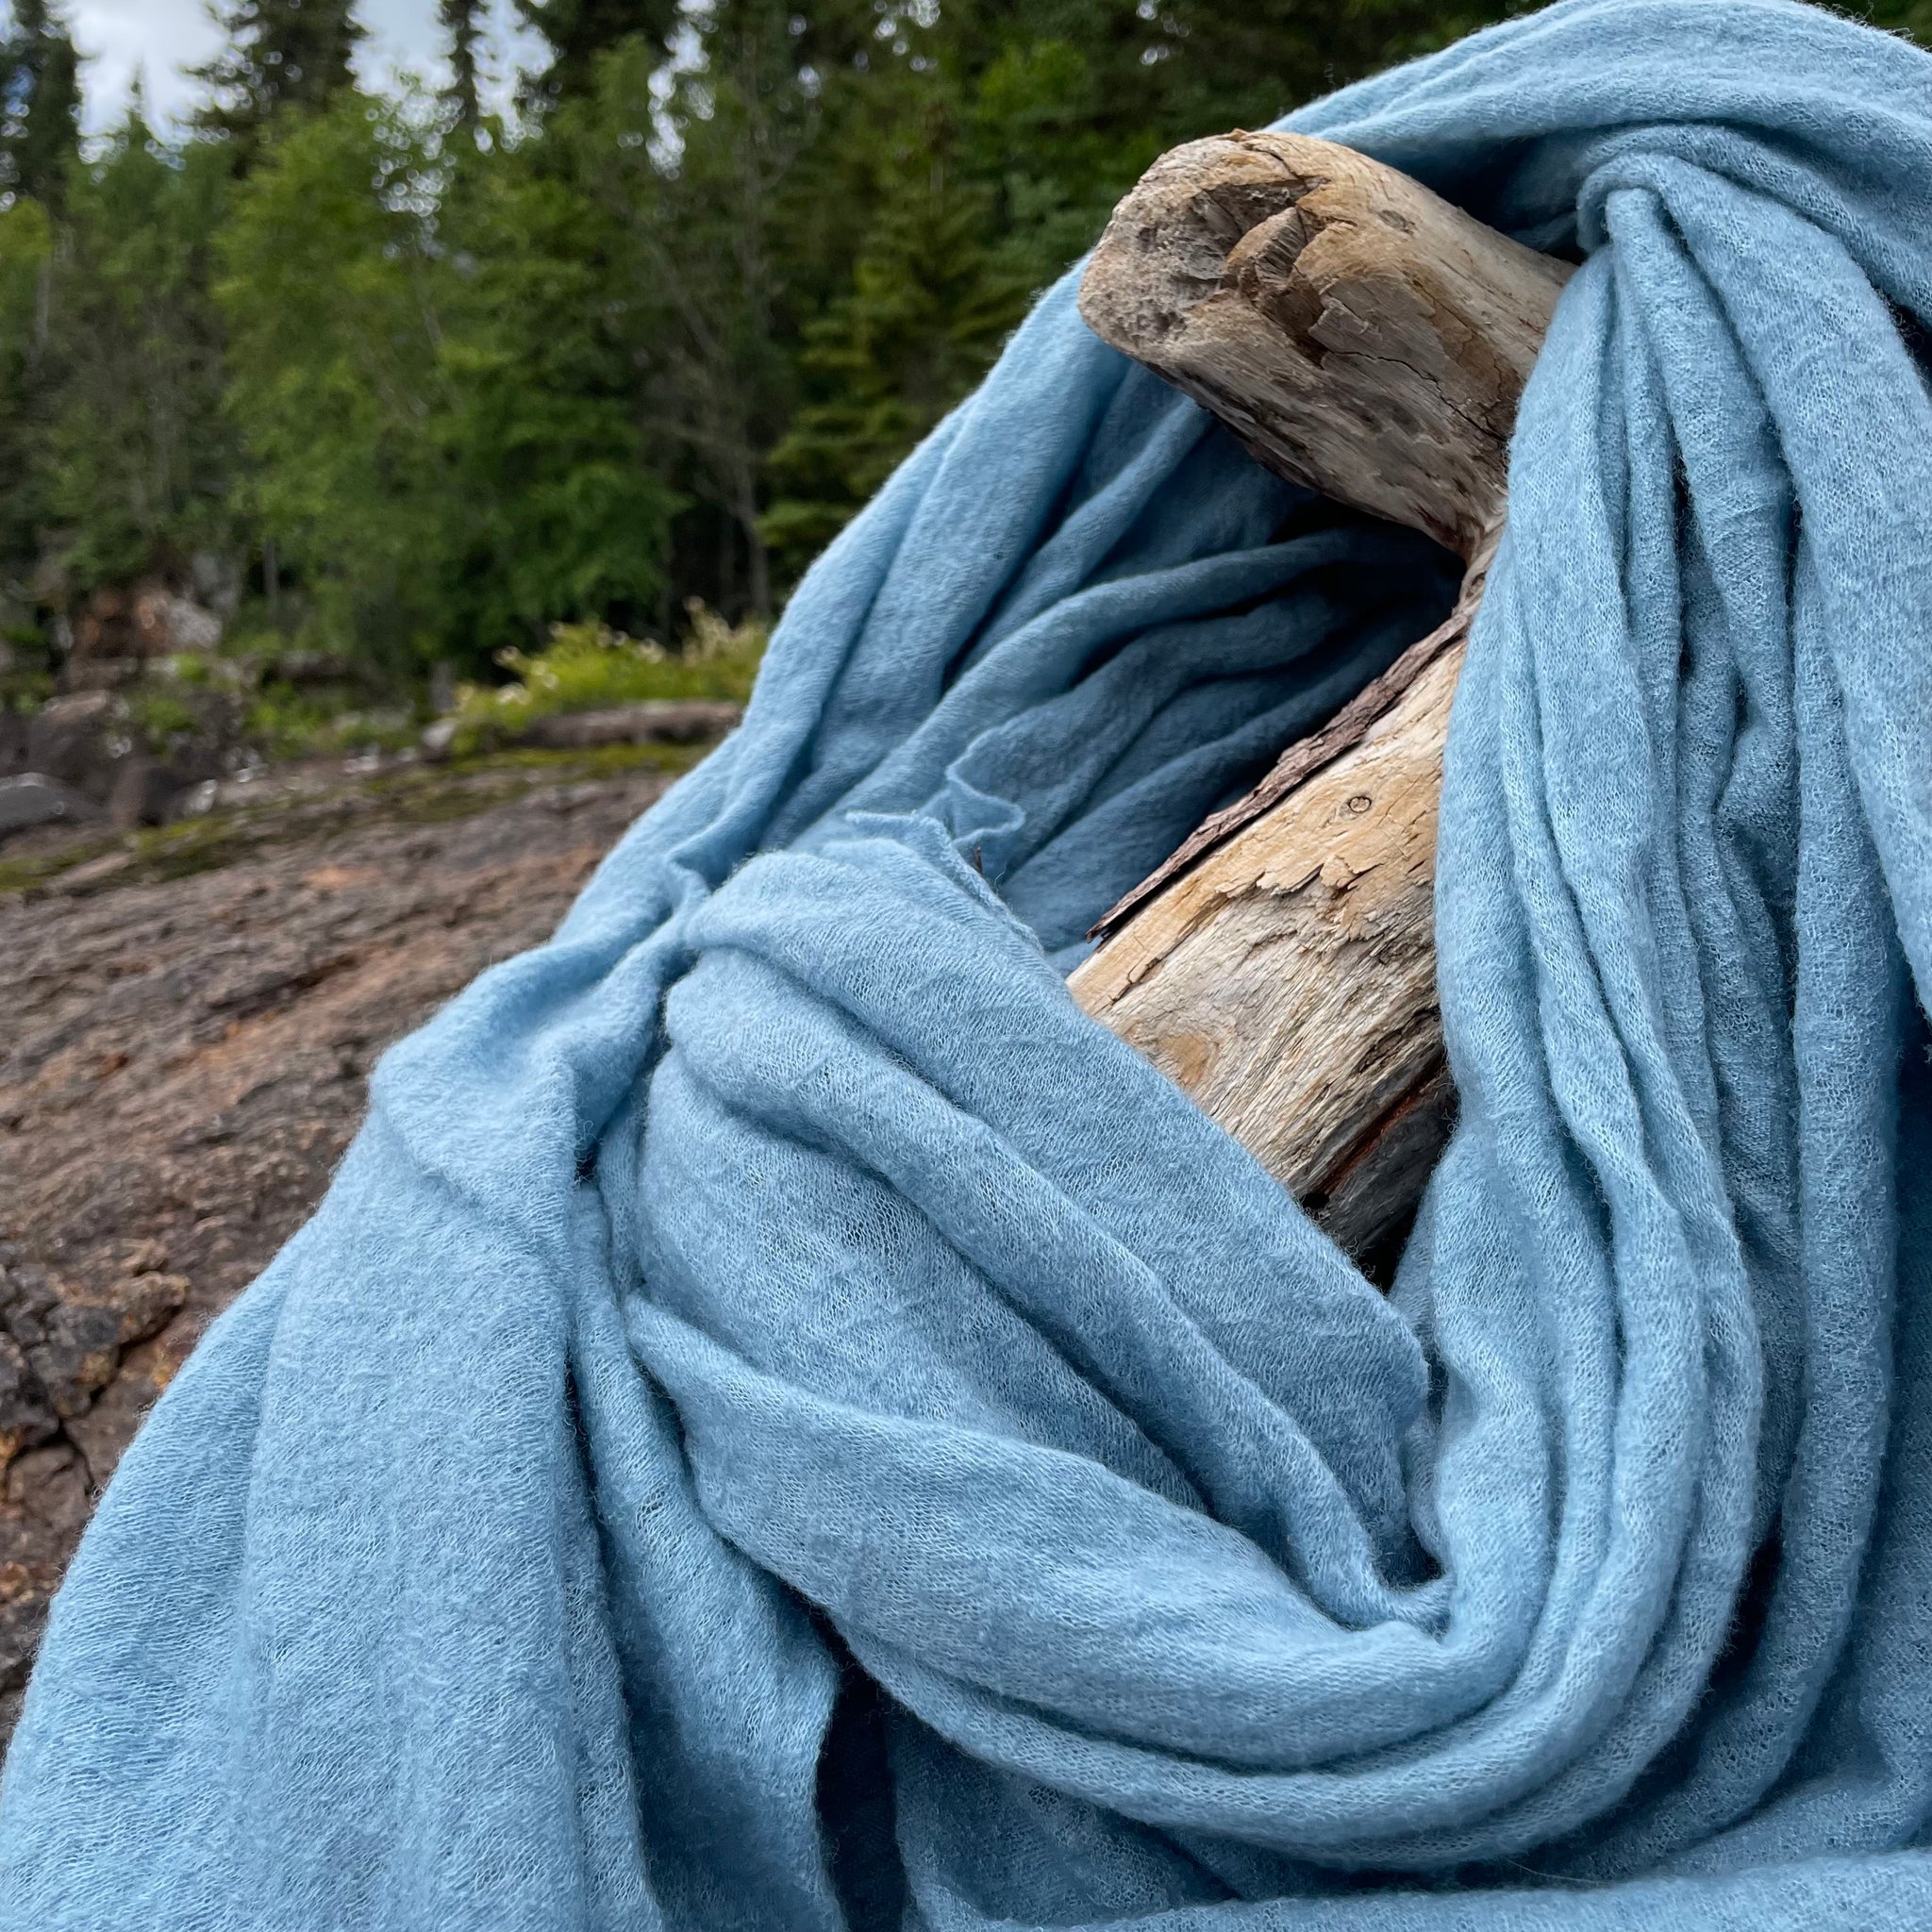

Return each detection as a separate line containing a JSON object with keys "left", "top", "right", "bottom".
{"left": 0, "top": 829, "right": 126, "bottom": 897}
{"left": 243, "top": 685, "right": 421, "bottom": 762}
{"left": 125, "top": 689, "right": 202, "bottom": 741}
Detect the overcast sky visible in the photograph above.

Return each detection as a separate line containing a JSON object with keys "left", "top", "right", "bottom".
{"left": 51, "top": 1, "right": 543, "bottom": 132}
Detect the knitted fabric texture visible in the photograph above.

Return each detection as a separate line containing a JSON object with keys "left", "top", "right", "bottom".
{"left": 6, "top": 1, "right": 1932, "bottom": 1923}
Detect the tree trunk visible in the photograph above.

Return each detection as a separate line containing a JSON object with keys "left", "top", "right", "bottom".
{"left": 737, "top": 462, "right": 771, "bottom": 622}
{"left": 1069, "top": 131, "right": 1570, "bottom": 1263}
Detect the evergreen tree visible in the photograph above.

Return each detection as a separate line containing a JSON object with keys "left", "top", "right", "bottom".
{"left": 441, "top": 0, "right": 486, "bottom": 132}
{"left": 606, "top": 0, "right": 812, "bottom": 618}
{"left": 0, "top": 81, "right": 236, "bottom": 664}
{"left": 8, "top": 0, "right": 1921, "bottom": 684}
{"left": 0, "top": 184, "right": 55, "bottom": 615}
{"left": 193, "top": 0, "right": 365, "bottom": 153}
{"left": 39, "top": 98, "right": 239, "bottom": 590}
{"left": 0, "top": 0, "right": 81, "bottom": 210}
{"left": 514, "top": 0, "right": 682, "bottom": 102}
{"left": 218, "top": 88, "right": 677, "bottom": 669}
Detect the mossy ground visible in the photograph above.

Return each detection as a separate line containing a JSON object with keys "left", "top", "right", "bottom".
{"left": 0, "top": 739, "right": 707, "bottom": 899}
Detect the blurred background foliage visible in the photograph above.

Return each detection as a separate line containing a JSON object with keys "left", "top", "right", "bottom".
{"left": 0, "top": 0, "right": 1926, "bottom": 695}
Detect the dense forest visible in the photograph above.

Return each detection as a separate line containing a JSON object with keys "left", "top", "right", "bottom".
{"left": 1, "top": 0, "right": 1926, "bottom": 691}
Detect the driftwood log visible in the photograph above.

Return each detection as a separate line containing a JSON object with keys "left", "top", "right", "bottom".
{"left": 1070, "top": 132, "right": 1571, "bottom": 1263}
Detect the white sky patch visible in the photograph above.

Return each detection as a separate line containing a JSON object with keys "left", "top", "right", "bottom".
{"left": 21, "top": 0, "right": 544, "bottom": 133}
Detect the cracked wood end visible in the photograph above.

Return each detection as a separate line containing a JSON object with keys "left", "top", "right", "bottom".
{"left": 1069, "top": 131, "right": 1569, "bottom": 1263}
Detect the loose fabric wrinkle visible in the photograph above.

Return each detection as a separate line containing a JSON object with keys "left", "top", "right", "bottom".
{"left": 6, "top": 2, "right": 1932, "bottom": 1925}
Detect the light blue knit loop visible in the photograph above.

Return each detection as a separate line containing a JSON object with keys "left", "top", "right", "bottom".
{"left": 7, "top": 2, "right": 1932, "bottom": 1926}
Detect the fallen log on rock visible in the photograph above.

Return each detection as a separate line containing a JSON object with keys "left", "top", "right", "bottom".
{"left": 519, "top": 701, "right": 743, "bottom": 752}
{"left": 1070, "top": 132, "right": 1571, "bottom": 1264}
{"left": 422, "top": 698, "right": 742, "bottom": 761}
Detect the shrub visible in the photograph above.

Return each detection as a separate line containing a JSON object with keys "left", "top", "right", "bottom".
{"left": 443, "top": 602, "right": 765, "bottom": 756}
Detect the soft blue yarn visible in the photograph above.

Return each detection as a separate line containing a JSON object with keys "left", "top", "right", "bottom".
{"left": 7, "top": 0, "right": 1932, "bottom": 1923}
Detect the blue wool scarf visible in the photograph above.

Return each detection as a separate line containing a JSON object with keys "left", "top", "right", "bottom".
{"left": 6, "top": 1, "right": 1932, "bottom": 1923}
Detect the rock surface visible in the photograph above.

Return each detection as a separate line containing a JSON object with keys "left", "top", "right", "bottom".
{"left": 0, "top": 759, "right": 675, "bottom": 1750}
{"left": 67, "top": 579, "right": 226, "bottom": 667}
{"left": 0, "top": 775, "right": 102, "bottom": 842}
{"left": 25, "top": 693, "right": 129, "bottom": 802}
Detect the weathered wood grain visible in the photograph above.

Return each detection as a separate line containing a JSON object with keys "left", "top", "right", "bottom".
{"left": 1070, "top": 131, "right": 1568, "bottom": 1261}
